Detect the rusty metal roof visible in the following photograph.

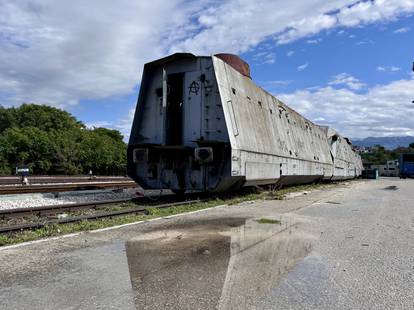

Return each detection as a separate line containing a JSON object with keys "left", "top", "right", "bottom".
{"left": 143, "top": 53, "right": 251, "bottom": 79}
{"left": 214, "top": 53, "right": 251, "bottom": 78}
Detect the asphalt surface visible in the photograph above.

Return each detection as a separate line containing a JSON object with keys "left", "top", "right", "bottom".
{"left": 256, "top": 179, "right": 414, "bottom": 310}
{"left": 0, "top": 178, "right": 412, "bottom": 309}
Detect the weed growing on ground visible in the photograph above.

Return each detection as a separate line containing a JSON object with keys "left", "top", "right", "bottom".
{"left": 256, "top": 218, "right": 281, "bottom": 224}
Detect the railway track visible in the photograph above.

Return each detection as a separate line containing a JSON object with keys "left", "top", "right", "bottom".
{"left": 0, "top": 180, "right": 137, "bottom": 195}
{"left": 0, "top": 176, "right": 132, "bottom": 185}
{"left": 0, "top": 198, "right": 135, "bottom": 219}
{"left": 0, "top": 198, "right": 202, "bottom": 234}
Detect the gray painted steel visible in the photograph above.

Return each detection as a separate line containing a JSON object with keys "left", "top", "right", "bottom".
{"left": 128, "top": 53, "right": 362, "bottom": 192}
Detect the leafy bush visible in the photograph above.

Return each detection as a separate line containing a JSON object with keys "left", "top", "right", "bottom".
{"left": 361, "top": 144, "right": 414, "bottom": 165}
{"left": 0, "top": 103, "right": 127, "bottom": 175}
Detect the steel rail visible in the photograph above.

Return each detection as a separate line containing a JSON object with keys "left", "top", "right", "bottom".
{"left": 0, "top": 176, "right": 131, "bottom": 185}
{"left": 0, "top": 198, "right": 136, "bottom": 219}
{"left": 0, "top": 181, "right": 137, "bottom": 195}
{"left": 0, "top": 199, "right": 201, "bottom": 233}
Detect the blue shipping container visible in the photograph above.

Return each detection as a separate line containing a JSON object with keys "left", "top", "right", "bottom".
{"left": 399, "top": 154, "right": 414, "bottom": 178}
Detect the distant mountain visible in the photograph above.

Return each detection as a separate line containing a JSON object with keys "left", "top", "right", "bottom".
{"left": 352, "top": 136, "right": 414, "bottom": 150}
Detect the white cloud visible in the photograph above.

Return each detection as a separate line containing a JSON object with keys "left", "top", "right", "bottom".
{"left": 297, "top": 62, "right": 309, "bottom": 71}
{"left": 1, "top": 0, "right": 414, "bottom": 113}
{"left": 355, "top": 39, "right": 374, "bottom": 45}
{"left": 0, "top": 0, "right": 206, "bottom": 107}
{"left": 278, "top": 76, "right": 414, "bottom": 138}
{"left": 85, "top": 121, "right": 113, "bottom": 130}
{"left": 286, "top": 50, "right": 295, "bottom": 57}
{"left": 172, "top": 0, "right": 414, "bottom": 52}
{"left": 87, "top": 108, "right": 135, "bottom": 141}
{"left": 306, "top": 38, "right": 322, "bottom": 44}
{"left": 261, "top": 80, "right": 293, "bottom": 90}
{"left": 254, "top": 51, "right": 276, "bottom": 64}
{"left": 328, "top": 73, "right": 365, "bottom": 90}
{"left": 113, "top": 108, "right": 136, "bottom": 141}
{"left": 377, "top": 66, "right": 401, "bottom": 72}
{"left": 393, "top": 26, "right": 410, "bottom": 33}
{"left": 337, "top": 0, "right": 414, "bottom": 27}
{"left": 263, "top": 58, "right": 276, "bottom": 64}
{"left": 265, "top": 80, "right": 293, "bottom": 86}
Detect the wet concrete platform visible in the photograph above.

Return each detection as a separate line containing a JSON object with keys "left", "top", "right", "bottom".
{"left": 1, "top": 178, "right": 413, "bottom": 309}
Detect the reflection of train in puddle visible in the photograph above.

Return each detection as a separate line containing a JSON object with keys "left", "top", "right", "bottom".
{"left": 125, "top": 217, "right": 312, "bottom": 309}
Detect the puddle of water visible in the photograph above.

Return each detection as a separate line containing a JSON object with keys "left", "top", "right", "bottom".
{"left": 256, "top": 254, "right": 329, "bottom": 309}
{"left": 218, "top": 219, "right": 312, "bottom": 309}
{"left": 125, "top": 216, "right": 313, "bottom": 309}
{"left": 383, "top": 185, "right": 398, "bottom": 191}
{"left": 126, "top": 231, "right": 230, "bottom": 309}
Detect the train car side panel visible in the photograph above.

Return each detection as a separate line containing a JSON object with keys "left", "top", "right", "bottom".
{"left": 212, "top": 56, "right": 333, "bottom": 186}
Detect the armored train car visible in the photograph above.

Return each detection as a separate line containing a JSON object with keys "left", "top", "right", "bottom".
{"left": 128, "top": 53, "right": 362, "bottom": 193}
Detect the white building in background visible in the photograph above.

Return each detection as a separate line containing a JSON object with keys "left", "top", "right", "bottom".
{"left": 384, "top": 159, "right": 399, "bottom": 177}
{"left": 373, "top": 159, "right": 399, "bottom": 177}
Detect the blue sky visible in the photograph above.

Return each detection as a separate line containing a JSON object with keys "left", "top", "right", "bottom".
{"left": 1, "top": 0, "right": 414, "bottom": 140}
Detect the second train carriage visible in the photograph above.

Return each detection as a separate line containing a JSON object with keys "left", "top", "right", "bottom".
{"left": 127, "top": 53, "right": 362, "bottom": 193}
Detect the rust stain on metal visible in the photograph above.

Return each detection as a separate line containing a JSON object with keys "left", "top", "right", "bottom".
{"left": 214, "top": 53, "right": 251, "bottom": 78}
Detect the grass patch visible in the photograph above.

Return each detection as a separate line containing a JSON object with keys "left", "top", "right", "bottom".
{"left": 256, "top": 218, "right": 281, "bottom": 225}
{"left": 0, "top": 180, "right": 349, "bottom": 247}
{"left": 265, "top": 182, "right": 334, "bottom": 200}
{"left": 0, "top": 199, "right": 227, "bottom": 247}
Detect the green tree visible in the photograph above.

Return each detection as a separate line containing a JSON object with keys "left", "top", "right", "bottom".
{"left": 92, "top": 127, "right": 124, "bottom": 142}
{"left": 13, "top": 103, "right": 84, "bottom": 132}
{"left": 0, "top": 127, "right": 53, "bottom": 174}
{"left": 0, "top": 105, "right": 17, "bottom": 134}
{"left": 361, "top": 144, "right": 414, "bottom": 165}
{"left": 0, "top": 104, "right": 127, "bottom": 176}
{"left": 49, "top": 129, "right": 82, "bottom": 174}
{"left": 78, "top": 129, "right": 126, "bottom": 175}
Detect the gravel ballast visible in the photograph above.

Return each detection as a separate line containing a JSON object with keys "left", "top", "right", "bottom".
{"left": 0, "top": 188, "right": 142, "bottom": 210}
